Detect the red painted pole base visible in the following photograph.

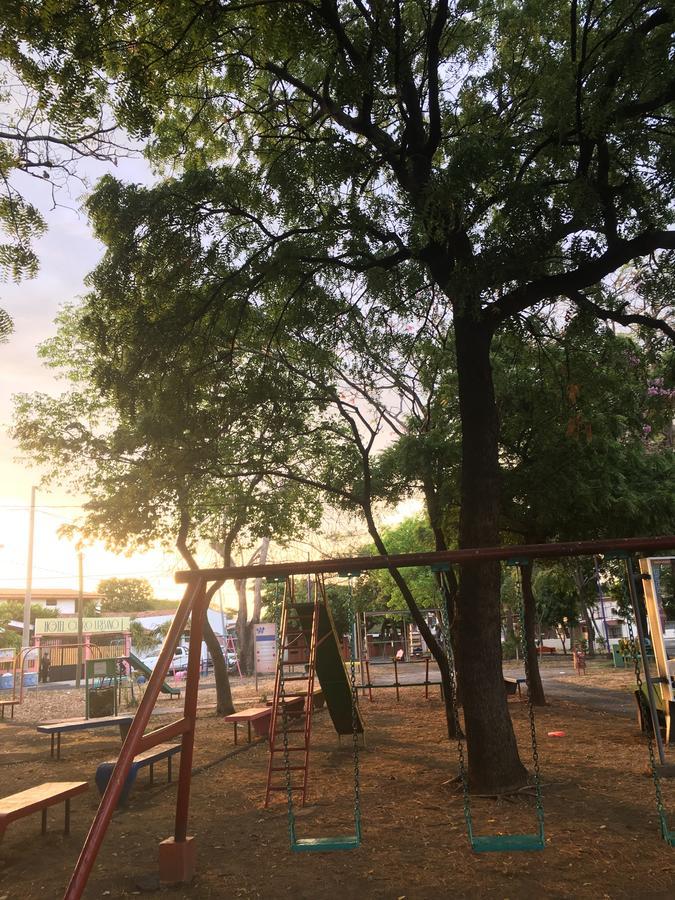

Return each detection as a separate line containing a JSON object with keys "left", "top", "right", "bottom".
{"left": 158, "top": 836, "right": 197, "bottom": 885}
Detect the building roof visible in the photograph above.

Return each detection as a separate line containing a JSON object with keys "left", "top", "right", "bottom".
{"left": 0, "top": 588, "right": 101, "bottom": 601}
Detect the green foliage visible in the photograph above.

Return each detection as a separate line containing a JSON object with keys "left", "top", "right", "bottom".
{"left": 0, "top": 602, "right": 57, "bottom": 650}
{"left": 129, "top": 619, "right": 161, "bottom": 656}
{"left": 353, "top": 515, "right": 439, "bottom": 610}
{"left": 97, "top": 578, "right": 155, "bottom": 612}
{"left": 499, "top": 317, "right": 675, "bottom": 543}
{"left": 533, "top": 566, "right": 580, "bottom": 629}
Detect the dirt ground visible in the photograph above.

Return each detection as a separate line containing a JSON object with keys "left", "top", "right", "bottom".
{"left": 1, "top": 664, "right": 674, "bottom": 899}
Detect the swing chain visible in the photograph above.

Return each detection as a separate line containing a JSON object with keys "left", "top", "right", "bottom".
{"left": 513, "top": 565, "right": 544, "bottom": 829}
{"left": 347, "top": 577, "right": 361, "bottom": 828}
{"left": 437, "top": 574, "right": 474, "bottom": 839}
{"left": 621, "top": 568, "right": 669, "bottom": 836}
{"left": 275, "top": 578, "right": 296, "bottom": 837}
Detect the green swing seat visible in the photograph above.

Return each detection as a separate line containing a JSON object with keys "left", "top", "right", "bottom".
{"left": 470, "top": 828, "right": 545, "bottom": 853}
{"left": 291, "top": 821, "right": 362, "bottom": 853}
{"left": 273, "top": 573, "right": 364, "bottom": 855}
{"left": 433, "top": 561, "right": 548, "bottom": 855}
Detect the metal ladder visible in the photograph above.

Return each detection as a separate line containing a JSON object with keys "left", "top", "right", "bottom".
{"left": 264, "top": 579, "right": 319, "bottom": 808}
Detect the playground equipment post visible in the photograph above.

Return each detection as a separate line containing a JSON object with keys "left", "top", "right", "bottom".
{"left": 22, "top": 486, "right": 37, "bottom": 649}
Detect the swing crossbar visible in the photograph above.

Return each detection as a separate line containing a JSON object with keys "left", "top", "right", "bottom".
{"left": 471, "top": 831, "right": 545, "bottom": 853}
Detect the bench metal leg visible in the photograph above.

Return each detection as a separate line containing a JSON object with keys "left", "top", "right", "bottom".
{"left": 247, "top": 721, "right": 252, "bottom": 743}
{"left": 41, "top": 807, "right": 47, "bottom": 835}
{"left": 50, "top": 733, "right": 55, "bottom": 758}
{"left": 149, "top": 763, "right": 154, "bottom": 786}
{"left": 233, "top": 724, "right": 238, "bottom": 745}
{"left": 65, "top": 798, "right": 71, "bottom": 835}
{"left": 167, "top": 755, "right": 172, "bottom": 783}
{"left": 57, "top": 732, "right": 62, "bottom": 761}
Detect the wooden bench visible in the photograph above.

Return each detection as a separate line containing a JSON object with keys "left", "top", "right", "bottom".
{"left": 95, "top": 742, "right": 181, "bottom": 806}
{"left": 0, "top": 700, "right": 18, "bottom": 720}
{"left": 37, "top": 714, "right": 134, "bottom": 760}
{"left": 0, "top": 782, "right": 88, "bottom": 842}
{"left": 224, "top": 706, "right": 275, "bottom": 744}
{"left": 504, "top": 676, "right": 527, "bottom": 698}
{"left": 276, "top": 687, "right": 324, "bottom": 711}
{"left": 537, "top": 645, "right": 556, "bottom": 654}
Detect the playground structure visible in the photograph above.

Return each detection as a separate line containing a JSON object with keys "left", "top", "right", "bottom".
{"left": 633, "top": 557, "right": 675, "bottom": 747}
{"left": 264, "top": 573, "right": 363, "bottom": 851}
{"left": 52, "top": 534, "right": 674, "bottom": 898}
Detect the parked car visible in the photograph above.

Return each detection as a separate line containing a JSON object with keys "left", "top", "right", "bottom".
{"left": 143, "top": 645, "right": 237, "bottom": 675}
{"left": 142, "top": 645, "right": 190, "bottom": 675}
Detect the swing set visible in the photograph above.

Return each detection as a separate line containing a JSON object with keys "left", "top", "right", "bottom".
{"left": 61, "top": 534, "right": 675, "bottom": 899}
{"left": 265, "top": 572, "right": 362, "bottom": 851}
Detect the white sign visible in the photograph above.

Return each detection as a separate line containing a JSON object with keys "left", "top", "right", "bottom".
{"left": 35, "top": 617, "right": 131, "bottom": 636}
{"left": 254, "top": 623, "right": 277, "bottom": 675}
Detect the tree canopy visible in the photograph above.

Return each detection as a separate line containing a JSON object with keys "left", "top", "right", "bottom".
{"left": 97, "top": 577, "right": 155, "bottom": 613}
{"left": 4, "top": 0, "right": 674, "bottom": 793}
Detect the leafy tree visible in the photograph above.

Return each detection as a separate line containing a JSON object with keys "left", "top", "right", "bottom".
{"left": 534, "top": 566, "right": 581, "bottom": 655}
{"left": 97, "top": 577, "right": 154, "bottom": 613}
{"left": 5, "top": 0, "right": 675, "bottom": 793}
{"left": 129, "top": 619, "right": 160, "bottom": 657}
{"left": 12, "top": 294, "right": 321, "bottom": 708}
{"left": 0, "top": 46, "right": 129, "bottom": 334}
{"left": 354, "top": 514, "right": 438, "bottom": 610}
{"left": 0, "top": 602, "right": 57, "bottom": 651}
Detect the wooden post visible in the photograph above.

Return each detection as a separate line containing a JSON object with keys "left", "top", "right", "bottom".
{"left": 174, "top": 578, "right": 206, "bottom": 843}
{"left": 64, "top": 580, "right": 200, "bottom": 899}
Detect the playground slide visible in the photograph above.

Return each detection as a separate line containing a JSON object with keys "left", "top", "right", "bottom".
{"left": 127, "top": 651, "right": 181, "bottom": 696}
{"left": 295, "top": 603, "right": 364, "bottom": 736}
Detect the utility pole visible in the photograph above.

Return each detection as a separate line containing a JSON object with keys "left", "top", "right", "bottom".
{"left": 76, "top": 545, "right": 84, "bottom": 688}
{"left": 22, "top": 486, "right": 37, "bottom": 648}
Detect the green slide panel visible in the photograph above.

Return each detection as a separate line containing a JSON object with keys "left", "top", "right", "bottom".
{"left": 295, "top": 603, "right": 364, "bottom": 736}
{"left": 127, "top": 651, "right": 181, "bottom": 696}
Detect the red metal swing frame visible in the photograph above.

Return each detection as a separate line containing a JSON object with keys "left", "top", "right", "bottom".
{"left": 64, "top": 534, "right": 675, "bottom": 898}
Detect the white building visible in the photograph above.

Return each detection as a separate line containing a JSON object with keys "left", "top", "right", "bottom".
{"left": 0, "top": 587, "right": 102, "bottom": 616}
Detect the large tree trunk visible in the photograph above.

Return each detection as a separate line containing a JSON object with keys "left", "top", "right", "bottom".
{"left": 361, "top": 505, "right": 460, "bottom": 739}
{"left": 177, "top": 515, "right": 235, "bottom": 715}
{"left": 235, "top": 578, "right": 255, "bottom": 674}
{"left": 234, "top": 537, "right": 270, "bottom": 675}
{"left": 519, "top": 562, "right": 546, "bottom": 706}
{"left": 202, "top": 610, "right": 235, "bottom": 715}
{"left": 454, "top": 313, "right": 527, "bottom": 792}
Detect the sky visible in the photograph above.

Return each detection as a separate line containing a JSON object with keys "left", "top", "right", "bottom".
{"left": 0, "top": 151, "right": 194, "bottom": 600}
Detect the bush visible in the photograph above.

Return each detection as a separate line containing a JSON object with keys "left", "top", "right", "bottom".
{"left": 501, "top": 634, "right": 519, "bottom": 660}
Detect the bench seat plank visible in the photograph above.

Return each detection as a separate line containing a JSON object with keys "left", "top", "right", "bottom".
{"left": 37, "top": 715, "right": 133, "bottom": 734}
{"left": 37, "top": 715, "right": 134, "bottom": 760}
{"left": 0, "top": 700, "right": 18, "bottom": 720}
{"left": 95, "top": 742, "right": 181, "bottom": 805}
{"left": 0, "top": 781, "right": 88, "bottom": 840}
{"left": 223, "top": 706, "right": 274, "bottom": 744}
{"left": 223, "top": 706, "right": 272, "bottom": 722}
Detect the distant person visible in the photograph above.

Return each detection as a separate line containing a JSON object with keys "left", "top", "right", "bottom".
{"left": 39, "top": 651, "right": 51, "bottom": 684}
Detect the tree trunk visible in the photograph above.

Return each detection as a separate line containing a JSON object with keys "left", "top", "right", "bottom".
{"left": 176, "top": 515, "right": 235, "bottom": 715}
{"left": 519, "top": 562, "right": 546, "bottom": 706}
{"left": 235, "top": 579, "right": 254, "bottom": 675}
{"left": 202, "top": 610, "right": 235, "bottom": 715}
{"left": 454, "top": 313, "right": 527, "bottom": 792}
{"left": 362, "top": 505, "right": 460, "bottom": 739}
